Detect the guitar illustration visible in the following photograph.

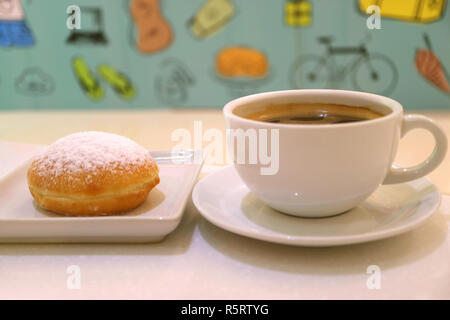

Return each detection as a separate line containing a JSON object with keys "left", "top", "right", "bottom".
{"left": 129, "top": 0, "right": 173, "bottom": 54}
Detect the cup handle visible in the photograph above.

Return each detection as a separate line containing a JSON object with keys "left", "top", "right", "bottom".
{"left": 383, "top": 114, "right": 448, "bottom": 184}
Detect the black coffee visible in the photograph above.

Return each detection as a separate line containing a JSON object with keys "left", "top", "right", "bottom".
{"left": 234, "top": 103, "right": 386, "bottom": 125}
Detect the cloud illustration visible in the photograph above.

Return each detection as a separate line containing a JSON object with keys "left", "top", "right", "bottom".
{"left": 15, "top": 67, "right": 55, "bottom": 96}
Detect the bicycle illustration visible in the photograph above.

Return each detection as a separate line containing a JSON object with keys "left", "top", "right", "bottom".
{"left": 291, "top": 35, "right": 398, "bottom": 95}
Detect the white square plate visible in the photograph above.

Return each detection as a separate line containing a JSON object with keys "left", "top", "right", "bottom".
{"left": 0, "top": 150, "right": 203, "bottom": 243}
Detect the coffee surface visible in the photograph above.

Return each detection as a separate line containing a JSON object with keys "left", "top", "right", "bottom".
{"left": 234, "top": 103, "right": 385, "bottom": 125}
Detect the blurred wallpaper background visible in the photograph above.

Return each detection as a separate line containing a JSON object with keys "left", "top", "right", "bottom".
{"left": 0, "top": 0, "right": 448, "bottom": 110}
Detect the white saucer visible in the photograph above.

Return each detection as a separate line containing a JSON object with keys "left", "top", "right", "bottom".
{"left": 192, "top": 166, "right": 441, "bottom": 247}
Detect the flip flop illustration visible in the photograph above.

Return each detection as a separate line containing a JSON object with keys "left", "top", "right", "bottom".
{"left": 97, "top": 64, "right": 136, "bottom": 100}
{"left": 72, "top": 57, "right": 104, "bottom": 100}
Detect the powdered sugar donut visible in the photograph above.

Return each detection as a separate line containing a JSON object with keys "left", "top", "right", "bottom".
{"left": 27, "top": 131, "right": 160, "bottom": 216}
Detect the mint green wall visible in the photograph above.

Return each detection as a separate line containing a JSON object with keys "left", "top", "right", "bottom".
{"left": 0, "top": 0, "right": 449, "bottom": 110}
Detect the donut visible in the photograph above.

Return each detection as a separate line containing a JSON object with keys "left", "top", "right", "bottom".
{"left": 27, "top": 131, "right": 160, "bottom": 216}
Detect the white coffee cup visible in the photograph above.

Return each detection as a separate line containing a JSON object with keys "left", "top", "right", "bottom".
{"left": 224, "top": 89, "right": 447, "bottom": 218}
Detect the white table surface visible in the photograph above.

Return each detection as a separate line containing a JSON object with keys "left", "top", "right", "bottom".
{"left": 0, "top": 141, "right": 449, "bottom": 299}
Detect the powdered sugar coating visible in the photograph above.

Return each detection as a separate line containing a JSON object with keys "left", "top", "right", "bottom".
{"left": 31, "top": 131, "right": 153, "bottom": 188}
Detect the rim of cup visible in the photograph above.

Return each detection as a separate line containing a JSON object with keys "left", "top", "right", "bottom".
{"left": 223, "top": 89, "right": 403, "bottom": 129}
